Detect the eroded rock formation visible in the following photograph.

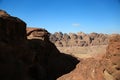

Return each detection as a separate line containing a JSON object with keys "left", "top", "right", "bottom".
{"left": 50, "top": 32, "right": 109, "bottom": 47}
{"left": 57, "top": 34, "right": 120, "bottom": 80}
{"left": 0, "top": 10, "right": 79, "bottom": 80}
{"left": 103, "top": 34, "right": 120, "bottom": 80}
{"left": 0, "top": 10, "right": 32, "bottom": 80}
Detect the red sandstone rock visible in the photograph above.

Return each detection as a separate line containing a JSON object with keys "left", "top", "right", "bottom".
{"left": 57, "top": 34, "right": 120, "bottom": 80}
{"left": 104, "top": 34, "right": 120, "bottom": 80}
{"left": 49, "top": 32, "right": 109, "bottom": 47}
{"left": 0, "top": 10, "right": 79, "bottom": 80}
{"left": 0, "top": 10, "right": 10, "bottom": 17}
{"left": 0, "top": 10, "right": 33, "bottom": 80}
{"left": 0, "top": 16, "right": 26, "bottom": 43}
{"left": 27, "top": 30, "right": 79, "bottom": 80}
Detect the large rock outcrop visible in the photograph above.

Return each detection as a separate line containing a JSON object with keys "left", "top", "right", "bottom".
{"left": 0, "top": 10, "right": 33, "bottom": 80}
{"left": 103, "top": 34, "right": 120, "bottom": 80}
{"left": 26, "top": 27, "right": 79, "bottom": 80}
{"left": 0, "top": 10, "right": 79, "bottom": 80}
{"left": 0, "top": 10, "right": 10, "bottom": 17}
{"left": 57, "top": 34, "right": 120, "bottom": 80}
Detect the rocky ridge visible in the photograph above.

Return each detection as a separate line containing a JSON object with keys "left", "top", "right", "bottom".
{"left": 0, "top": 10, "right": 79, "bottom": 80}
{"left": 50, "top": 32, "right": 109, "bottom": 47}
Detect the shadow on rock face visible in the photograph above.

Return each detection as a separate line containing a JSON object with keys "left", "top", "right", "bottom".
{"left": 28, "top": 39, "right": 80, "bottom": 80}
{"left": 0, "top": 10, "right": 79, "bottom": 80}
{"left": 46, "top": 53, "right": 80, "bottom": 80}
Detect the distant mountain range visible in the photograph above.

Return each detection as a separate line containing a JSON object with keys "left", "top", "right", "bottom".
{"left": 27, "top": 27, "right": 110, "bottom": 47}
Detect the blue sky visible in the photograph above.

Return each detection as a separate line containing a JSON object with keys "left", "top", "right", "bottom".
{"left": 0, "top": 0, "right": 120, "bottom": 34}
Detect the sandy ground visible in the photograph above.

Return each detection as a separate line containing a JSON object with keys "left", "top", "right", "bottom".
{"left": 57, "top": 45, "right": 107, "bottom": 59}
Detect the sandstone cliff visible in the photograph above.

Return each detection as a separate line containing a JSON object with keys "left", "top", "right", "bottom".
{"left": 0, "top": 10, "right": 79, "bottom": 80}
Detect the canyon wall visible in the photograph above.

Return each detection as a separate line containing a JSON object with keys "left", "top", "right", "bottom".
{"left": 0, "top": 10, "right": 79, "bottom": 80}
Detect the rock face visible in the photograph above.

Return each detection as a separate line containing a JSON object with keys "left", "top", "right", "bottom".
{"left": 57, "top": 34, "right": 120, "bottom": 80}
{"left": 58, "top": 58, "right": 105, "bottom": 80}
{"left": 50, "top": 32, "right": 109, "bottom": 47}
{"left": 27, "top": 27, "right": 50, "bottom": 40}
{"left": 27, "top": 29, "right": 79, "bottom": 80}
{"left": 0, "top": 10, "right": 26, "bottom": 43}
{"left": 0, "top": 10, "right": 79, "bottom": 80}
{"left": 0, "top": 10, "right": 10, "bottom": 17}
{"left": 0, "top": 10, "right": 32, "bottom": 80}
{"left": 104, "top": 34, "right": 120, "bottom": 80}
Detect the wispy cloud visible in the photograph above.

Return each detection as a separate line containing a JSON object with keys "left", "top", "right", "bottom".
{"left": 72, "top": 23, "right": 80, "bottom": 27}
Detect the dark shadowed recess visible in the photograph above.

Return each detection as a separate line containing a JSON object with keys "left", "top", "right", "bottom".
{"left": 28, "top": 39, "right": 80, "bottom": 80}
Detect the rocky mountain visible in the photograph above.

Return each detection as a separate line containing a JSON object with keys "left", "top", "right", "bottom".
{"left": 0, "top": 10, "right": 79, "bottom": 80}
{"left": 50, "top": 32, "right": 109, "bottom": 47}
{"left": 27, "top": 30, "right": 109, "bottom": 47}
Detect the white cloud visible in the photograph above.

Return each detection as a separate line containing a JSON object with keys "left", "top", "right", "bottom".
{"left": 72, "top": 23, "right": 80, "bottom": 27}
